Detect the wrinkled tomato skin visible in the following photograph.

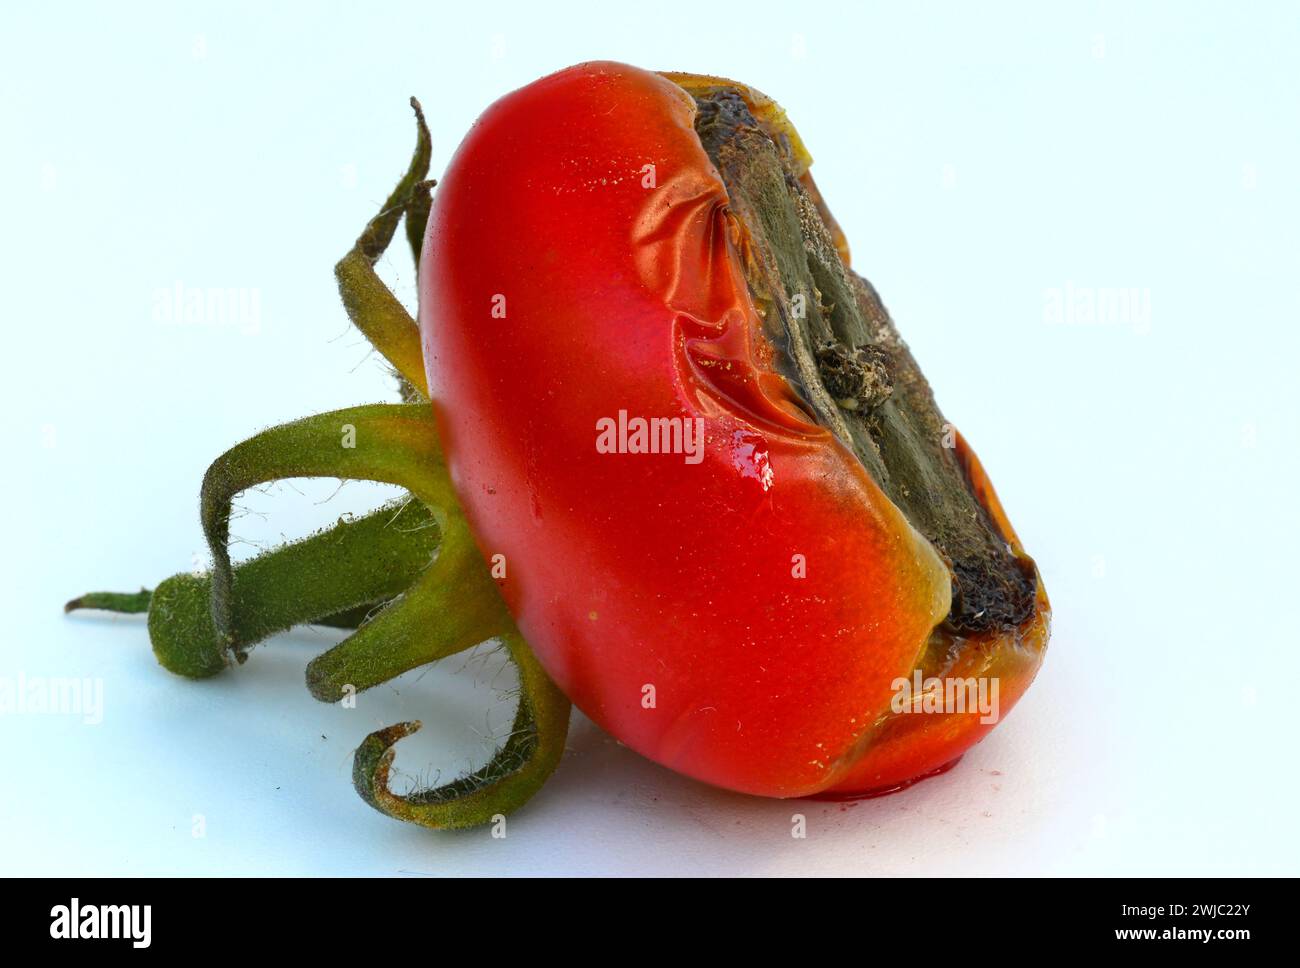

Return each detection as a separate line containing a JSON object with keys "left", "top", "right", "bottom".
{"left": 824, "top": 433, "right": 1051, "bottom": 795}
{"left": 419, "top": 62, "right": 956, "bottom": 799}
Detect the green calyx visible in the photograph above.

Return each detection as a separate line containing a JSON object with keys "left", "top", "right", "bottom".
{"left": 66, "top": 98, "right": 571, "bottom": 830}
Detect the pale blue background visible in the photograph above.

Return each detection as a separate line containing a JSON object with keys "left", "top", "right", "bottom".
{"left": 2, "top": 1, "right": 1297, "bottom": 875}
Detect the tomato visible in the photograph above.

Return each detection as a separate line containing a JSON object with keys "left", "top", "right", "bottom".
{"left": 419, "top": 62, "right": 1048, "bottom": 799}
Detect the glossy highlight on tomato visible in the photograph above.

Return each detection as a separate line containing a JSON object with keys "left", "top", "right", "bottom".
{"left": 419, "top": 62, "right": 1050, "bottom": 799}
{"left": 72, "top": 62, "right": 1049, "bottom": 830}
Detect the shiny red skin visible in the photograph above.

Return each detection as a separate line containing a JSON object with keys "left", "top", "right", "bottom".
{"left": 419, "top": 62, "right": 988, "bottom": 799}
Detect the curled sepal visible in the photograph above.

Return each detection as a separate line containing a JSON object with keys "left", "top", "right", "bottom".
{"left": 405, "top": 178, "right": 435, "bottom": 271}
{"left": 335, "top": 97, "right": 432, "bottom": 400}
{"left": 201, "top": 403, "right": 467, "bottom": 662}
{"left": 305, "top": 514, "right": 509, "bottom": 701}
{"left": 353, "top": 631, "right": 571, "bottom": 829}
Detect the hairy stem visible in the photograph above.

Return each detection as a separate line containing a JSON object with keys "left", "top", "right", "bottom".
{"left": 65, "top": 589, "right": 152, "bottom": 614}
{"left": 69, "top": 500, "right": 439, "bottom": 678}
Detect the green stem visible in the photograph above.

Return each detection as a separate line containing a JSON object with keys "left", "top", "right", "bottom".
{"left": 65, "top": 589, "right": 152, "bottom": 614}
{"left": 69, "top": 500, "right": 439, "bottom": 678}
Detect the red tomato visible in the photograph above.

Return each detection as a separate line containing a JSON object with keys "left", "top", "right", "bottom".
{"left": 419, "top": 62, "right": 1047, "bottom": 799}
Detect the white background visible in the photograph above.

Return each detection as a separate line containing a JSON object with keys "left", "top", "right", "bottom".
{"left": 2, "top": 1, "right": 1297, "bottom": 875}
